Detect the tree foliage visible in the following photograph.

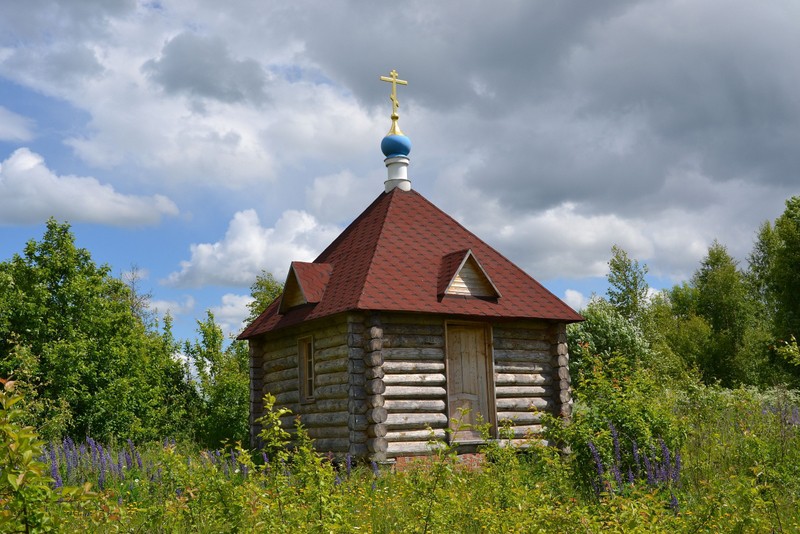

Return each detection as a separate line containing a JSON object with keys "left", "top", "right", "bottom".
{"left": 246, "top": 270, "right": 283, "bottom": 324}
{"left": 606, "top": 245, "right": 649, "bottom": 323}
{"left": 0, "top": 219, "right": 200, "bottom": 442}
{"left": 184, "top": 312, "right": 250, "bottom": 448}
{"left": 752, "top": 196, "right": 800, "bottom": 341}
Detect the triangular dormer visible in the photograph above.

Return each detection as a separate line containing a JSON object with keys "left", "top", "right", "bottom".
{"left": 439, "top": 249, "right": 501, "bottom": 299}
{"left": 278, "top": 262, "right": 332, "bottom": 314}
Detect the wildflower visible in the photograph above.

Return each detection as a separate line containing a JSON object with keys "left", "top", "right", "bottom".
{"left": 672, "top": 451, "right": 681, "bottom": 485}
{"left": 371, "top": 461, "right": 380, "bottom": 477}
{"left": 610, "top": 464, "right": 623, "bottom": 492}
{"left": 48, "top": 445, "right": 63, "bottom": 489}
{"left": 117, "top": 452, "right": 125, "bottom": 482}
{"left": 659, "top": 439, "right": 672, "bottom": 480}
{"left": 587, "top": 441, "right": 604, "bottom": 478}
{"left": 642, "top": 452, "right": 654, "bottom": 486}
{"left": 669, "top": 491, "right": 679, "bottom": 514}
{"left": 98, "top": 446, "right": 107, "bottom": 490}
{"left": 609, "top": 422, "right": 621, "bottom": 467}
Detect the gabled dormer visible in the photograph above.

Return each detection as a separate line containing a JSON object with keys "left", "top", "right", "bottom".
{"left": 278, "top": 261, "right": 333, "bottom": 314}
{"left": 438, "top": 249, "right": 501, "bottom": 299}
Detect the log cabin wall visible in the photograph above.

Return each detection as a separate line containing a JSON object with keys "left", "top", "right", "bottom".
{"left": 491, "top": 320, "right": 565, "bottom": 445}
{"left": 250, "top": 311, "right": 571, "bottom": 460}
{"left": 250, "top": 314, "right": 357, "bottom": 453}
{"left": 376, "top": 313, "right": 448, "bottom": 459}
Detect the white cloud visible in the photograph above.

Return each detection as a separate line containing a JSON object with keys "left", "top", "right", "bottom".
{"left": 0, "top": 107, "right": 35, "bottom": 141}
{"left": 211, "top": 293, "right": 255, "bottom": 338}
{"left": 0, "top": 148, "right": 179, "bottom": 226}
{"left": 149, "top": 295, "right": 196, "bottom": 318}
{"left": 563, "top": 289, "right": 590, "bottom": 312}
{"left": 164, "top": 208, "right": 340, "bottom": 288}
{"left": 305, "top": 170, "right": 377, "bottom": 224}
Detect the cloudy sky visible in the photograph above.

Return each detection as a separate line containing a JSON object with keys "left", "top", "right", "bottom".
{"left": 1, "top": 1, "right": 797, "bottom": 340}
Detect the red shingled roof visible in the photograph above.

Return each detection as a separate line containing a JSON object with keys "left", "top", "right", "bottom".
{"left": 239, "top": 188, "right": 582, "bottom": 339}
{"left": 291, "top": 262, "right": 332, "bottom": 303}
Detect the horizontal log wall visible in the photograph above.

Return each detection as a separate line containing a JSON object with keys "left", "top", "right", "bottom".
{"left": 251, "top": 312, "right": 572, "bottom": 458}
{"left": 379, "top": 313, "right": 447, "bottom": 458}
{"left": 492, "top": 320, "right": 560, "bottom": 440}
{"left": 252, "top": 314, "right": 356, "bottom": 454}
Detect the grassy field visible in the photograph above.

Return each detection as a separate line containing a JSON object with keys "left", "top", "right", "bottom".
{"left": 2, "top": 382, "right": 799, "bottom": 532}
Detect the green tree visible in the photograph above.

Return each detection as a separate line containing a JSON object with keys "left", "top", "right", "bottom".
{"left": 246, "top": 270, "right": 283, "bottom": 323}
{"left": 762, "top": 197, "right": 800, "bottom": 340}
{"left": 567, "top": 298, "right": 650, "bottom": 387}
{"left": 690, "top": 242, "right": 750, "bottom": 385}
{"left": 184, "top": 312, "right": 250, "bottom": 447}
{"left": 606, "top": 245, "right": 649, "bottom": 323}
{"left": 0, "top": 219, "right": 200, "bottom": 441}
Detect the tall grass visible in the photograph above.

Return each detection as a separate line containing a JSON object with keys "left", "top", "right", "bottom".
{"left": 2, "top": 383, "right": 799, "bottom": 532}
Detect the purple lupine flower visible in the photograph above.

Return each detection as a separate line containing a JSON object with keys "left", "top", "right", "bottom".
{"left": 134, "top": 447, "right": 143, "bottom": 470}
{"left": 78, "top": 444, "right": 87, "bottom": 472}
{"left": 63, "top": 452, "right": 72, "bottom": 482}
{"left": 609, "top": 423, "right": 621, "bottom": 468}
{"left": 242, "top": 465, "right": 249, "bottom": 479}
{"left": 587, "top": 441, "right": 604, "bottom": 478}
{"left": 230, "top": 449, "right": 238, "bottom": 472}
{"left": 611, "top": 464, "right": 623, "bottom": 491}
{"left": 672, "top": 451, "right": 681, "bottom": 485}
{"left": 117, "top": 452, "right": 125, "bottom": 482}
{"left": 88, "top": 438, "right": 98, "bottom": 469}
{"left": 660, "top": 439, "right": 672, "bottom": 479}
{"left": 669, "top": 491, "right": 679, "bottom": 514}
{"left": 632, "top": 440, "right": 641, "bottom": 478}
{"left": 48, "top": 445, "right": 63, "bottom": 489}
{"left": 371, "top": 461, "right": 380, "bottom": 477}
{"left": 627, "top": 467, "right": 634, "bottom": 484}
{"left": 262, "top": 451, "right": 269, "bottom": 465}
{"left": 334, "top": 474, "right": 342, "bottom": 486}
{"left": 98, "top": 447, "right": 107, "bottom": 490}
{"left": 642, "top": 453, "right": 654, "bottom": 486}
{"left": 345, "top": 454, "right": 352, "bottom": 477}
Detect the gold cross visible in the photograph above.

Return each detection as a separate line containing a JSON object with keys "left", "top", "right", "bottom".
{"left": 380, "top": 69, "right": 408, "bottom": 119}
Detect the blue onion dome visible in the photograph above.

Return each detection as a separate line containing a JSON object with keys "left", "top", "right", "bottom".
{"left": 381, "top": 134, "right": 412, "bottom": 159}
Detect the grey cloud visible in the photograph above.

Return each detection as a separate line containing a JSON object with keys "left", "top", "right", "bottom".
{"left": 143, "top": 32, "right": 267, "bottom": 105}
{"left": 293, "top": 1, "right": 639, "bottom": 114}
{"left": 2, "top": 45, "right": 106, "bottom": 87}
{"left": 0, "top": 0, "right": 134, "bottom": 43}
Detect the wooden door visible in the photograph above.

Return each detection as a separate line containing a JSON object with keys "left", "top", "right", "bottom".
{"left": 446, "top": 324, "right": 493, "bottom": 442}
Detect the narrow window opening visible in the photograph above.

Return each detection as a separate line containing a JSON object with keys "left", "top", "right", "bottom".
{"left": 299, "top": 337, "right": 315, "bottom": 402}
